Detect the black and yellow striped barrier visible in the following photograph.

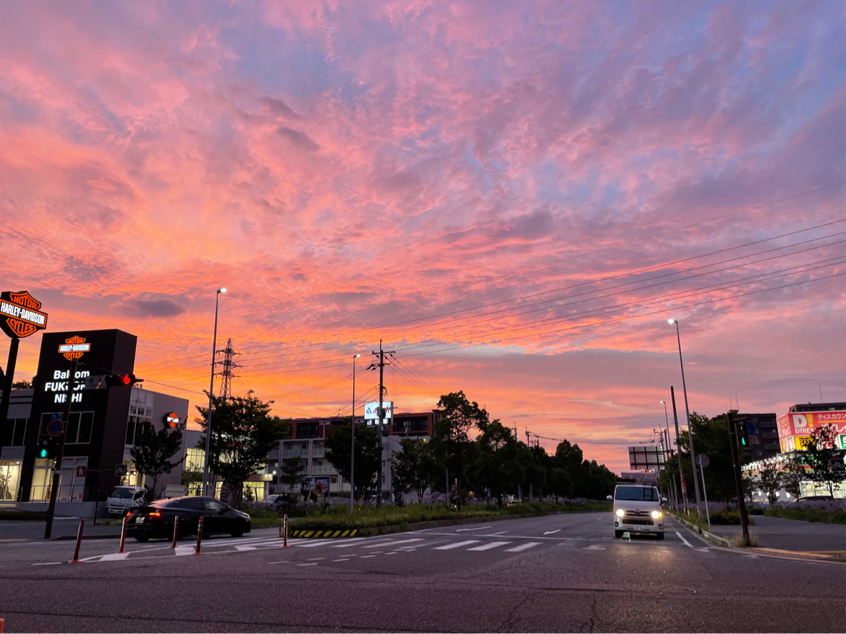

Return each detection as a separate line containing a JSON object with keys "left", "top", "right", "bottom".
{"left": 289, "top": 529, "right": 359, "bottom": 538}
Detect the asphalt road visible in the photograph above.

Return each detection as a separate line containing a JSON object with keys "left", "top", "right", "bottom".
{"left": 0, "top": 512, "right": 843, "bottom": 632}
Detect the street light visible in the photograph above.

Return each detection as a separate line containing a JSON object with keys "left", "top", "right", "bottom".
{"left": 660, "top": 401, "right": 672, "bottom": 456}
{"left": 668, "top": 318, "right": 703, "bottom": 516}
{"left": 202, "top": 288, "right": 226, "bottom": 497}
{"left": 350, "top": 353, "right": 360, "bottom": 512}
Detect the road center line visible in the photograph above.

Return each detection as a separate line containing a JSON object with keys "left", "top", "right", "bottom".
{"left": 543, "top": 530, "right": 561, "bottom": 535}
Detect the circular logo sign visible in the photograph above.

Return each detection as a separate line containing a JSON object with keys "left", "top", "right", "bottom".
{"left": 47, "top": 418, "right": 63, "bottom": 437}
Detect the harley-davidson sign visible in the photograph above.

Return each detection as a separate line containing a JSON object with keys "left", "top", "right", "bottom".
{"left": 0, "top": 291, "right": 48, "bottom": 339}
{"left": 59, "top": 335, "right": 91, "bottom": 361}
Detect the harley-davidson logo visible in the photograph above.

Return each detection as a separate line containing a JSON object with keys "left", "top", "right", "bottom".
{"left": 59, "top": 335, "right": 91, "bottom": 361}
{"left": 0, "top": 291, "right": 48, "bottom": 339}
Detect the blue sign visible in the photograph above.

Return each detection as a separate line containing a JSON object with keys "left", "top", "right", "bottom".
{"left": 47, "top": 418, "right": 63, "bottom": 437}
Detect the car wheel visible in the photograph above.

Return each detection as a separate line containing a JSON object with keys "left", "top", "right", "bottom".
{"left": 134, "top": 535, "right": 150, "bottom": 542}
{"left": 614, "top": 530, "right": 623, "bottom": 538}
{"left": 656, "top": 532, "right": 665, "bottom": 540}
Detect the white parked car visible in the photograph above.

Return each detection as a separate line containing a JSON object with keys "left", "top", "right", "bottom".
{"left": 608, "top": 484, "right": 666, "bottom": 539}
{"left": 107, "top": 486, "right": 146, "bottom": 516}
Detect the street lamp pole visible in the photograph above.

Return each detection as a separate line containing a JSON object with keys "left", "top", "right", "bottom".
{"left": 350, "top": 353, "right": 360, "bottom": 512}
{"left": 202, "top": 288, "right": 226, "bottom": 497}
{"left": 668, "top": 319, "right": 702, "bottom": 517}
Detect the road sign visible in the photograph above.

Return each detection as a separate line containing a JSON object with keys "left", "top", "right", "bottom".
{"left": 698, "top": 454, "right": 710, "bottom": 468}
{"left": 831, "top": 460, "right": 846, "bottom": 474}
{"left": 75, "top": 466, "right": 87, "bottom": 478}
{"left": 46, "top": 418, "right": 63, "bottom": 437}
{"left": 83, "top": 375, "right": 108, "bottom": 390}
{"left": 115, "top": 464, "right": 128, "bottom": 477}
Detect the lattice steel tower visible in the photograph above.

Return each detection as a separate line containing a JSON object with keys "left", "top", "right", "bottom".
{"left": 216, "top": 338, "right": 241, "bottom": 400}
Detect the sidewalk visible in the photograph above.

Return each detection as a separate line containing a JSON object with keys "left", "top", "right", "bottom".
{"left": 0, "top": 519, "right": 122, "bottom": 541}
{"left": 705, "top": 515, "right": 845, "bottom": 554}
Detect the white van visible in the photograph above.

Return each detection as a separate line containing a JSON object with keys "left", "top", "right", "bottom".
{"left": 608, "top": 484, "right": 666, "bottom": 539}
{"left": 107, "top": 486, "right": 146, "bottom": 516}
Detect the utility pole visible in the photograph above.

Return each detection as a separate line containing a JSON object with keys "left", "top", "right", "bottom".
{"left": 216, "top": 338, "right": 241, "bottom": 400}
{"left": 373, "top": 341, "right": 394, "bottom": 508}
{"left": 45, "top": 358, "right": 78, "bottom": 539}
{"left": 670, "top": 386, "right": 689, "bottom": 514}
{"left": 727, "top": 411, "right": 750, "bottom": 544}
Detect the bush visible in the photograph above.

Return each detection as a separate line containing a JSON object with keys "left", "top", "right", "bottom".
{"left": 749, "top": 508, "right": 764, "bottom": 516}
{"left": 765, "top": 501, "right": 846, "bottom": 525}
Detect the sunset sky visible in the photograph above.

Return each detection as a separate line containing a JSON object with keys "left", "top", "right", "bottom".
{"left": 1, "top": 1, "right": 844, "bottom": 472}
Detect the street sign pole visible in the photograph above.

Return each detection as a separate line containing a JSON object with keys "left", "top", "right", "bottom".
{"left": 670, "top": 386, "right": 690, "bottom": 514}
{"left": 0, "top": 337, "right": 20, "bottom": 444}
{"left": 698, "top": 454, "right": 711, "bottom": 530}
{"left": 44, "top": 358, "right": 78, "bottom": 539}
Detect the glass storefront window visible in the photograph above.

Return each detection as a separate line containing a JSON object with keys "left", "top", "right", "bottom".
{"left": 0, "top": 462, "right": 21, "bottom": 501}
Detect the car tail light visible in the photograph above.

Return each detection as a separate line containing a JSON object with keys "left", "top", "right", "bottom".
{"left": 149, "top": 512, "right": 161, "bottom": 518}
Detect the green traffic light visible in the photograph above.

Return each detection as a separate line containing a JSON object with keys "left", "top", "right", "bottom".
{"left": 39, "top": 448, "right": 48, "bottom": 458}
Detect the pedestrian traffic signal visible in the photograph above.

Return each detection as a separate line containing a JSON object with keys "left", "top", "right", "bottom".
{"left": 737, "top": 421, "right": 751, "bottom": 450}
{"left": 105, "top": 373, "right": 142, "bottom": 388}
{"left": 38, "top": 438, "right": 49, "bottom": 459}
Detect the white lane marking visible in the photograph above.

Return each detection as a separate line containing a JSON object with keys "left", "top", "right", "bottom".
{"left": 297, "top": 562, "right": 318, "bottom": 567}
{"left": 488, "top": 531, "right": 509, "bottom": 535}
{"left": 468, "top": 541, "right": 511, "bottom": 551}
{"left": 363, "top": 538, "right": 424, "bottom": 549}
{"left": 306, "top": 557, "right": 325, "bottom": 561}
{"left": 456, "top": 525, "right": 492, "bottom": 532}
{"left": 267, "top": 561, "right": 290, "bottom": 565}
{"left": 675, "top": 531, "right": 693, "bottom": 548}
{"left": 235, "top": 545, "right": 256, "bottom": 551}
{"left": 333, "top": 558, "right": 350, "bottom": 562}
{"left": 698, "top": 548, "right": 711, "bottom": 552}
{"left": 434, "top": 540, "right": 480, "bottom": 550}
{"left": 100, "top": 553, "right": 131, "bottom": 561}
{"left": 360, "top": 555, "right": 377, "bottom": 559}
{"left": 32, "top": 562, "right": 62, "bottom": 566}
{"left": 295, "top": 540, "right": 336, "bottom": 548}
{"left": 331, "top": 539, "right": 388, "bottom": 548}
{"left": 584, "top": 545, "right": 606, "bottom": 551}
{"left": 384, "top": 552, "right": 398, "bottom": 556}
{"left": 543, "top": 530, "right": 561, "bottom": 535}
{"left": 175, "top": 545, "right": 195, "bottom": 556}
{"left": 505, "top": 542, "right": 541, "bottom": 553}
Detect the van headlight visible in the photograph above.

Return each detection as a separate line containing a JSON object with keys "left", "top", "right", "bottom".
{"left": 615, "top": 509, "right": 625, "bottom": 517}
{"left": 651, "top": 511, "right": 663, "bottom": 519}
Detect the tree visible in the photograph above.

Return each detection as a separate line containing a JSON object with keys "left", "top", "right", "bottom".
{"left": 279, "top": 456, "right": 306, "bottom": 505}
{"left": 130, "top": 425, "right": 184, "bottom": 502}
{"left": 392, "top": 438, "right": 440, "bottom": 504}
{"left": 181, "top": 463, "right": 202, "bottom": 496}
{"left": 549, "top": 468, "right": 573, "bottom": 499}
{"left": 467, "top": 421, "right": 523, "bottom": 506}
{"left": 756, "top": 461, "right": 783, "bottom": 504}
{"left": 554, "top": 440, "right": 585, "bottom": 495}
{"left": 782, "top": 461, "right": 804, "bottom": 500}
{"left": 797, "top": 424, "right": 845, "bottom": 497}
{"left": 11, "top": 379, "right": 32, "bottom": 390}
{"left": 196, "top": 391, "right": 288, "bottom": 507}
{"left": 324, "top": 421, "right": 381, "bottom": 502}
{"left": 432, "top": 391, "right": 489, "bottom": 510}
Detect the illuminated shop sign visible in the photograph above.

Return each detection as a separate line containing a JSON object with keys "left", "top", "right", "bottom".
{"left": 58, "top": 335, "right": 91, "bottom": 361}
{"left": 364, "top": 401, "right": 393, "bottom": 421}
{"left": 0, "top": 291, "right": 48, "bottom": 339}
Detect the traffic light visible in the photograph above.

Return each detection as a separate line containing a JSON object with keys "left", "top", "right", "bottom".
{"left": 105, "top": 373, "right": 142, "bottom": 388}
{"left": 737, "top": 421, "right": 751, "bottom": 450}
{"left": 37, "top": 437, "right": 59, "bottom": 460}
{"left": 38, "top": 438, "right": 49, "bottom": 459}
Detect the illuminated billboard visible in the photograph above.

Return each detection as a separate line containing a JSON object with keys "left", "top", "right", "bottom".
{"left": 364, "top": 401, "right": 393, "bottom": 421}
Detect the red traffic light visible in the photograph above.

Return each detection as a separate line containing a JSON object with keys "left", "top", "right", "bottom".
{"left": 120, "top": 374, "right": 131, "bottom": 385}
{"left": 105, "top": 373, "right": 141, "bottom": 388}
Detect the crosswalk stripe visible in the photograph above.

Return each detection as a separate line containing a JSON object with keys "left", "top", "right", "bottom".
{"left": 175, "top": 545, "right": 195, "bottom": 556}
{"left": 363, "top": 538, "right": 424, "bottom": 549}
{"left": 505, "top": 542, "right": 540, "bottom": 552}
{"left": 295, "top": 539, "right": 336, "bottom": 548}
{"left": 434, "top": 540, "right": 480, "bottom": 550}
{"left": 99, "top": 553, "right": 131, "bottom": 561}
{"left": 468, "top": 541, "right": 511, "bottom": 551}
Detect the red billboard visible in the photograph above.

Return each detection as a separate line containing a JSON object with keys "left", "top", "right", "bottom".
{"left": 777, "top": 411, "right": 846, "bottom": 439}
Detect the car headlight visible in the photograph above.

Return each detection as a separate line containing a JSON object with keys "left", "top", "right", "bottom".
{"left": 615, "top": 509, "right": 625, "bottom": 517}
{"left": 651, "top": 511, "right": 663, "bottom": 519}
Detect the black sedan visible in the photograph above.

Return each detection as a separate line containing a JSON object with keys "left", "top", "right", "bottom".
{"left": 125, "top": 496, "right": 251, "bottom": 542}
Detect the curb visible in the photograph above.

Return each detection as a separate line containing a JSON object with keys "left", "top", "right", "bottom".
{"left": 50, "top": 533, "right": 122, "bottom": 541}
{"left": 670, "top": 513, "right": 731, "bottom": 547}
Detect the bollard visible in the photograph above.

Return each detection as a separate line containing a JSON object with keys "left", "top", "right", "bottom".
{"left": 194, "top": 517, "right": 204, "bottom": 555}
{"left": 68, "top": 519, "right": 86, "bottom": 563}
{"left": 0, "top": 616, "right": 4, "bottom": 633}
{"left": 171, "top": 516, "right": 180, "bottom": 548}
{"left": 282, "top": 514, "right": 289, "bottom": 548}
{"left": 118, "top": 515, "right": 129, "bottom": 554}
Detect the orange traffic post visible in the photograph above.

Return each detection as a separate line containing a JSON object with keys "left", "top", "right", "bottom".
{"left": 171, "top": 516, "right": 179, "bottom": 548}
{"left": 118, "top": 515, "right": 129, "bottom": 554}
{"left": 0, "top": 616, "right": 4, "bottom": 633}
{"left": 194, "top": 517, "right": 203, "bottom": 555}
{"left": 68, "top": 519, "right": 85, "bottom": 563}
{"left": 282, "top": 514, "right": 289, "bottom": 548}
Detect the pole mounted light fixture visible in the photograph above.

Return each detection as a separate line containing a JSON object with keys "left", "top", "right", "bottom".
{"left": 202, "top": 288, "right": 227, "bottom": 497}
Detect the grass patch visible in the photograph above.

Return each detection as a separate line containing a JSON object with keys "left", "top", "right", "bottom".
{"left": 724, "top": 532, "right": 759, "bottom": 547}
{"left": 764, "top": 506, "right": 846, "bottom": 525}
{"left": 672, "top": 508, "right": 754, "bottom": 530}
{"left": 249, "top": 501, "right": 611, "bottom": 532}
